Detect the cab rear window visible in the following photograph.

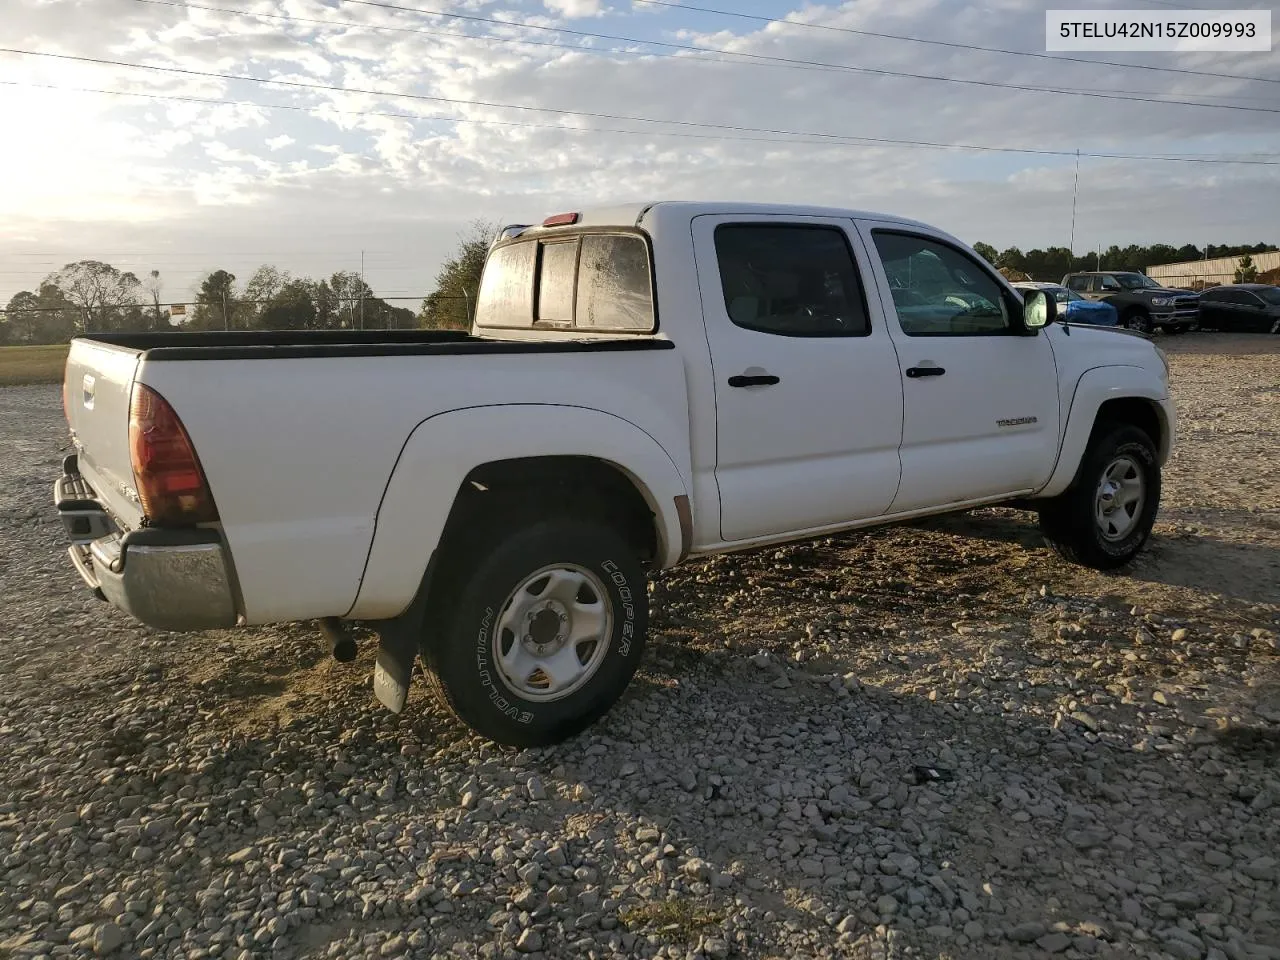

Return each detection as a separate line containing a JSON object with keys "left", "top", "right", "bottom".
{"left": 475, "top": 233, "right": 655, "bottom": 333}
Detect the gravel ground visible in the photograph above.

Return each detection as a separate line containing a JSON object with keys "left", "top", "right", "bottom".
{"left": 2, "top": 333, "right": 1278, "bottom": 960}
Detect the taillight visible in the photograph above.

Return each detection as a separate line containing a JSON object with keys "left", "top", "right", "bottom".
{"left": 128, "top": 384, "right": 219, "bottom": 526}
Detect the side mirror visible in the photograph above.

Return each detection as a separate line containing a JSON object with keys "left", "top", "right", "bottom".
{"left": 1022, "top": 289, "right": 1058, "bottom": 331}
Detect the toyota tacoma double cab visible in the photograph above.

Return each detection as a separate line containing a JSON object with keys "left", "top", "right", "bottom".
{"left": 1061, "top": 270, "right": 1200, "bottom": 334}
{"left": 56, "top": 201, "right": 1176, "bottom": 746}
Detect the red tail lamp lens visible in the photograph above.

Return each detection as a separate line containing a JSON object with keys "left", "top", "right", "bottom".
{"left": 128, "top": 384, "right": 219, "bottom": 525}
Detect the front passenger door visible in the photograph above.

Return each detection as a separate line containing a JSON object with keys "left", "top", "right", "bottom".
{"left": 858, "top": 225, "right": 1061, "bottom": 513}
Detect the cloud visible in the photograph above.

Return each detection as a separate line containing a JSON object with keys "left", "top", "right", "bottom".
{"left": 0, "top": 0, "right": 1277, "bottom": 306}
{"left": 544, "top": 0, "right": 607, "bottom": 17}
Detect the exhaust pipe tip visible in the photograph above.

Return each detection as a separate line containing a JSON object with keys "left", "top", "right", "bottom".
{"left": 320, "top": 617, "right": 358, "bottom": 663}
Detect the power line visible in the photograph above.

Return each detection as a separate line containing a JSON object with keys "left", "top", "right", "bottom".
{"left": 3, "top": 65, "right": 1280, "bottom": 167}
{"left": 627, "top": 0, "right": 1280, "bottom": 87}
{"left": 130, "top": 0, "right": 1280, "bottom": 106}
{"left": 332, "top": 0, "right": 1280, "bottom": 114}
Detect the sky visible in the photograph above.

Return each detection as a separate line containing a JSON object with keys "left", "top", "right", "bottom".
{"left": 1, "top": 0, "right": 1278, "bottom": 308}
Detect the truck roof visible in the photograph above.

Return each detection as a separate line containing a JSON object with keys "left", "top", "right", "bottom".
{"left": 563, "top": 201, "right": 937, "bottom": 231}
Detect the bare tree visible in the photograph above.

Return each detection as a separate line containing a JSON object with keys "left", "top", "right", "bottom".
{"left": 47, "top": 260, "right": 142, "bottom": 333}
{"left": 144, "top": 270, "right": 164, "bottom": 329}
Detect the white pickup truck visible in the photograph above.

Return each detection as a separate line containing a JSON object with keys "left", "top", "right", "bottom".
{"left": 56, "top": 201, "right": 1176, "bottom": 746}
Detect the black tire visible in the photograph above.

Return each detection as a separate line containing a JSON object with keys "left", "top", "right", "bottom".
{"left": 1122, "top": 309, "right": 1153, "bottom": 334}
{"left": 423, "top": 517, "right": 648, "bottom": 747}
{"left": 1037, "top": 422, "right": 1161, "bottom": 570}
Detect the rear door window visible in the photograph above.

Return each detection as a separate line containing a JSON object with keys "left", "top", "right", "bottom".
{"left": 712, "top": 224, "right": 870, "bottom": 336}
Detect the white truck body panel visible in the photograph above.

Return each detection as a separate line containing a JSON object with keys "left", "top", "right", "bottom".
{"left": 135, "top": 347, "right": 692, "bottom": 624}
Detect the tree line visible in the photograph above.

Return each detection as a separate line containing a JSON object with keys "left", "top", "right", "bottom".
{"left": 970, "top": 241, "right": 1276, "bottom": 284}
{"left": 4, "top": 228, "right": 1274, "bottom": 345}
{"left": 0, "top": 261, "right": 417, "bottom": 345}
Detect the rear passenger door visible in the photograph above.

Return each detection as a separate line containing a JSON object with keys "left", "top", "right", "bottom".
{"left": 692, "top": 216, "right": 905, "bottom": 542}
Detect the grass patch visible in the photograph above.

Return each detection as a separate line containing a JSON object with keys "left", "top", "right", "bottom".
{"left": 619, "top": 899, "right": 726, "bottom": 940}
{"left": 0, "top": 344, "right": 69, "bottom": 386}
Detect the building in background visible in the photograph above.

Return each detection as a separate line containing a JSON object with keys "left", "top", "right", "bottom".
{"left": 1147, "top": 251, "right": 1280, "bottom": 289}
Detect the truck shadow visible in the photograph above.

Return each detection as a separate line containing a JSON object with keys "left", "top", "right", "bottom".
{"left": 914, "top": 508, "right": 1280, "bottom": 607}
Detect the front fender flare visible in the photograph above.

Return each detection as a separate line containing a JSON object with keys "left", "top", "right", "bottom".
{"left": 1037, "top": 365, "right": 1170, "bottom": 499}
{"left": 346, "top": 404, "right": 690, "bottom": 620}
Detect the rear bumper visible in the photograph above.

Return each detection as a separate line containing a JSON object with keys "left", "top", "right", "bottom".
{"left": 55, "top": 457, "right": 238, "bottom": 631}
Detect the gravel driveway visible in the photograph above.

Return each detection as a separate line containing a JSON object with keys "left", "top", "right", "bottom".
{"left": 2, "top": 334, "right": 1277, "bottom": 960}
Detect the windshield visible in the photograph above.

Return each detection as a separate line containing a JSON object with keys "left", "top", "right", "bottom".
{"left": 1117, "top": 274, "right": 1162, "bottom": 290}
{"left": 1258, "top": 287, "right": 1280, "bottom": 306}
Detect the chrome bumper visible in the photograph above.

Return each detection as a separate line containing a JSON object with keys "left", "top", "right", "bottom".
{"left": 56, "top": 457, "right": 238, "bottom": 631}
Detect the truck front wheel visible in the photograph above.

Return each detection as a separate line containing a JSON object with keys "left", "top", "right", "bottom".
{"left": 1122, "top": 308, "right": 1153, "bottom": 334}
{"left": 423, "top": 517, "right": 648, "bottom": 747}
{"left": 1037, "top": 423, "right": 1161, "bottom": 570}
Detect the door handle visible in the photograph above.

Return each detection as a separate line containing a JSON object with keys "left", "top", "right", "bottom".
{"left": 905, "top": 366, "right": 946, "bottom": 378}
{"left": 728, "top": 374, "right": 780, "bottom": 387}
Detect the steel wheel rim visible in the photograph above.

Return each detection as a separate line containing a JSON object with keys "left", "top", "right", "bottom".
{"left": 1094, "top": 455, "right": 1145, "bottom": 541}
{"left": 491, "top": 563, "right": 614, "bottom": 703}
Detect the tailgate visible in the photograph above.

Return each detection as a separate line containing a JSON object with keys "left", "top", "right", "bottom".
{"left": 64, "top": 338, "right": 146, "bottom": 531}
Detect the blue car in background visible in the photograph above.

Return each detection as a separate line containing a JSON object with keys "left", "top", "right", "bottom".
{"left": 1014, "top": 282, "right": 1119, "bottom": 327}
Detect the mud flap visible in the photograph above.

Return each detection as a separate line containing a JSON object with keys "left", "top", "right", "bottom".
{"left": 373, "top": 626, "right": 418, "bottom": 714}
{"left": 370, "top": 549, "right": 437, "bottom": 715}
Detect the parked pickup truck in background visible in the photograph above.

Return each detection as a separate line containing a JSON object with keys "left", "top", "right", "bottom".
{"left": 1061, "top": 271, "right": 1200, "bottom": 335}
{"left": 57, "top": 201, "right": 1177, "bottom": 746}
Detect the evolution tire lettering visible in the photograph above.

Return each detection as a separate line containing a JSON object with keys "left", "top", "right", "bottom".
{"left": 474, "top": 604, "right": 534, "bottom": 724}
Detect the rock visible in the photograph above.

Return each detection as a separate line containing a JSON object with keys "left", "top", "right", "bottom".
{"left": 526, "top": 777, "right": 546, "bottom": 801}
{"left": 1008, "top": 921, "right": 1047, "bottom": 943}
{"left": 703, "top": 937, "right": 730, "bottom": 959}
{"left": 1037, "top": 932, "right": 1072, "bottom": 953}
{"left": 515, "top": 929, "right": 543, "bottom": 953}
{"left": 93, "top": 922, "right": 124, "bottom": 955}
{"left": 1205, "top": 850, "right": 1233, "bottom": 868}
{"left": 684, "top": 858, "right": 712, "bottom": 882}
{"left": 1242, "top": 857, "right": 1276, "bottom": 881}
{"left": 876, "top": 895, "right": 899, "bottom": 915}
{"left": 227, "top": 846, "right": 257, "bottom": 865}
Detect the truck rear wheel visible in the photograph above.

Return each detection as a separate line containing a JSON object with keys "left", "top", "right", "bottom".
{"left": 423, "top": 517, "right": 648, "bottom": 747}
{"left": 1037, "top": 423, "right": 1160, "bottom": 570}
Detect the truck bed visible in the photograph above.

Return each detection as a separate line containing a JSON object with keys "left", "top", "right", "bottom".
{"left": 79, "top": 329, "right": 674, "bottom": 361}
{"left": 63, "top": 329, "right": 689, "bottom": 625}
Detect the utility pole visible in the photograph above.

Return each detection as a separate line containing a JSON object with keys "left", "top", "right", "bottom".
{"left": 360, "top": 250, "right": 365, "bottom": 331}
{"left": 222, "top": 290, "right": 228, "bottom": 331}
{"left": 1069, "top": 149, "right": 1080, "bottom": 255}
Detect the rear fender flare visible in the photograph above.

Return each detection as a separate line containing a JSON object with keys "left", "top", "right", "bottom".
{"left": 346, "top": 404, "right": 689, "bottom": 620}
